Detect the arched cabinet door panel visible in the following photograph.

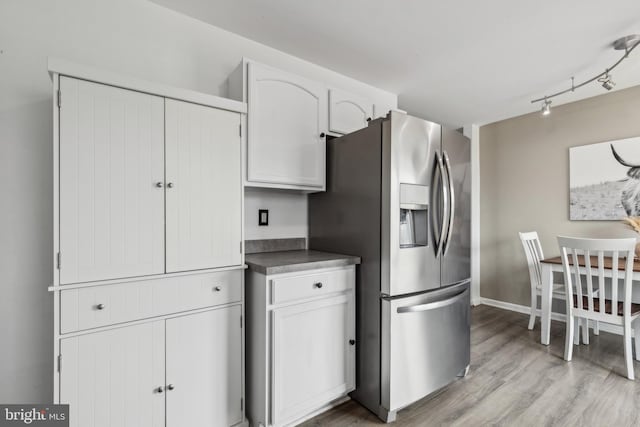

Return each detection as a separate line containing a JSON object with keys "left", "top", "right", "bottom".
{"left": 247, "top": 62, "right": 327, "bottom": 189}
{"left": 328, "top": 88, "right": 374, "bottom": 135}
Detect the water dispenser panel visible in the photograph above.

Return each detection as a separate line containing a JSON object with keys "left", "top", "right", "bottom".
{"left": 399, "top": 183, "right": 429, "bottom": 248}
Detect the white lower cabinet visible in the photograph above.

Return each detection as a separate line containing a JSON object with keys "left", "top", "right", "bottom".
{"left": 271, "top": 294, "right": 355, "bottom": 425}
{"left": 60, "top": 321, "right": 165, "bottom": 427}
{"left": 166, "top": 307, "right": 243, "bottom": 427}
{"left": 246, "top": 266, "right": 355, "bottom": 427}
{"left": 59, "top": 305, "right": 244, "bottom": 427}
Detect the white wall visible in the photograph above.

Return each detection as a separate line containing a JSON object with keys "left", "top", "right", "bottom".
{"left": 244, "top": 189, "right": 308, "bottom": 240}
{"left": 0, "top": 0, "right": 396, "bottom": 403}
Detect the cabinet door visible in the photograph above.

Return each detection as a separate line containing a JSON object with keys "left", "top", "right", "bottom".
{"left": 59, "top": 322, "right": 165, "bottom": 427}
{"left": 165, "top": 100, "right": 242, "bottom": 273}
{"left": 247, "top": 62, "right": 327, "bottom": 188}
{"left": 59, "top": 77, "right": 165, "bottom": 284}
{"left": 271, "top": 293, "right": 355, "bottom": 425}
{"left": 165, "top": 306, "right": 243, "bottom": 427}
{"left": 328, "top": 88, "right": 374, "bottom": 135}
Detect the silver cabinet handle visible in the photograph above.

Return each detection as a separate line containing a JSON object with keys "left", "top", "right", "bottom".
{"left": 442, "top": 151, "right": 455, "bottom": 256}
{"left": 155, "top": 182, "right": 163, "bottom": 188}
{"left": 397, "top": 289, "right": 468, "bottom": 313}
{"left": 96, "top": 303, "right": 105, "bottom": 310}
{"left": 213, "top": 286, "right": 222, "bottom": 292}
{"left": 167, "top": 182, "right": 174, "bottom": 188}
{"left": 314, "top": 282, "right": 323, "bottom": 289}
{"left": 156, "top": 386, "right": 164, "bottom": 393}
{"left": 167, "top": 384, "right": 175, "bottom": 391}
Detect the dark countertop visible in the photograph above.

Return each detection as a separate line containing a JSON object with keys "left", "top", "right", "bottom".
{"left": 245, "top": 250, "right": 361, "bottom": 275}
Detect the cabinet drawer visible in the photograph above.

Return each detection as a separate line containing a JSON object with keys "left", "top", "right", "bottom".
{"left": 61, "top": 270, "right": 242, "bottom": 333}
{"left": 270, "top": 267, "right": 353, "bottom": 305}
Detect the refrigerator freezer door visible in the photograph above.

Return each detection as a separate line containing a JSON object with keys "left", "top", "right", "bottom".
{"left": 381, "top": 282, "right": 470, "bottom": 415}
{"left": 382, "top": 113, "right": 441, "bottom": 297}
{"left": 441, "top": 128, "right": 471, "bottom": 286}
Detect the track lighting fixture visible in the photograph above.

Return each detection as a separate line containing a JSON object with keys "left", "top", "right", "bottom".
{"left": 532, "top": 34, "right": 640, "bottom": 116}
{"left": 541, "top": 99, "right": 551, "bottom": 116}
{"left": 599, "top": 72, "right": 615, "bottom": 91}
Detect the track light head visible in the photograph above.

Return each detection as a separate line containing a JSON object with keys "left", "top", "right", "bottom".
{"left": 598, "top": 72, "right": 615, "bottom": 91}
{"left": 541, "top": 99, "right": 551, "bottom": 116}
{"left": 602, "top": 79, "right": 615, "bottom": 91}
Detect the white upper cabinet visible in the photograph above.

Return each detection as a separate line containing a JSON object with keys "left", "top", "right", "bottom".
{"left": 247, "top": 62, "right": 327, "bottom": 190}
{"left": 165, "top": 100, "right": 242, "bottom": 273}
{"left": 328, "top": 88, "right": 374, "bottom": 135}
{"left": 59, "top": 77, "right": 165, "bottom": 284}
{"left": 58, "top": 74, "right": 244, "bottom": 284}
{"left": 226, "top": 58, "right": 397, "bottom": 191}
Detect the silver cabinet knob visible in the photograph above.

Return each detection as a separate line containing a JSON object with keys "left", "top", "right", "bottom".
{"left": 96, "top": 303, "right": 105, "bottom": 310}
{"left": 314, "top": 282, "right": 323, "bottom": 289}
{"left": 155, "top": 182, "right": 163, "bottom": 188}
{"left": 167, "top": 384, "right": 175, "bottom": 391}
{"left": 156, "top": 386, "right": 164, "bottom": 393}
{"left": 167, "top": 182, "right": 174, "bottom": 188}
{"left": 213, "top": 286, "right": 222, "bottom": 292}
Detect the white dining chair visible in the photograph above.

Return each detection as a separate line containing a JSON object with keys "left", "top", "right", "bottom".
{"left": 520, "top": 231, "right": 570, "bottom": 330}
{"left": 558, "top": 236, "right": 640, "bottom": 380}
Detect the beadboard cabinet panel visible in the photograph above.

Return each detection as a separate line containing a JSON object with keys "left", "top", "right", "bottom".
{"left": 165, "top": 100, "right": 242, "bottom": 273}
{"left": 166, "top": 306, "right": 243, "bottom": 427}
{"left": 247, "top": 62, "right": 326, "bottom": 188}
{"left": 59, "top": 77, "right": 165, "bottom": 284}
{"left": 59, "top": 322, "right": 165, "bottom": 427}
{"left": 53, "top": 63, "right": 247, "bottom": 427}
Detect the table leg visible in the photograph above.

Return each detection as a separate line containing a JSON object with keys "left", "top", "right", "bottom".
{"left": 541, "top": 263, "right": 553, "bottom": 345}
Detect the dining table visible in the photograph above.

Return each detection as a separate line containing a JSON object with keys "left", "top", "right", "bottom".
{"left": 539, "top": 255, "right": 640, "bottom": 345}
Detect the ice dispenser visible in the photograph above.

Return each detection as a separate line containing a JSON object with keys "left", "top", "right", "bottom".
{"left": 399, "top": 183, "right": 429, "bottom": 248}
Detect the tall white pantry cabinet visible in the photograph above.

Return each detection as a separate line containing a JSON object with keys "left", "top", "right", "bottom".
{"left": 49, "top": 60, "right": 248, "bottom": 427}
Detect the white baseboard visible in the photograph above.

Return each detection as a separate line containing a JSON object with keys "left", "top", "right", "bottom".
{"left": 478, "top": 297, "right": 625, "bottom": 336}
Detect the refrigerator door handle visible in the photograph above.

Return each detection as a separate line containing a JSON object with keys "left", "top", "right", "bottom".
{"left": 434, "top": 152, "right": 448, "bottom": 258}
{"left": 397, "top": 288, "right": 468, "bottom": 313}
{"left": 442, "top": 150, "right": 455, "bottom": 256}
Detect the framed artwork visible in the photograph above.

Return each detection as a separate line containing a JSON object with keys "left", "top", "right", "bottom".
{"left": 570, "top": 136, "right": 640, "bottom": 220}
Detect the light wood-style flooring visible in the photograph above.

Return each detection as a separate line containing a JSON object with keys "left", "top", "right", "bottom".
{"left": 300, "top": 305, "right": 640, "bottom": 427}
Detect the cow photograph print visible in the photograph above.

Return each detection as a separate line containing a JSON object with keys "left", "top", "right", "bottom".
{"left": 570, "top": 136, "right": 640, "bottom": 220}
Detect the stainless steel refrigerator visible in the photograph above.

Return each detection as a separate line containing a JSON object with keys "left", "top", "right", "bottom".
{"left": 309, "top": 112, "right": 471, "bottom": 422}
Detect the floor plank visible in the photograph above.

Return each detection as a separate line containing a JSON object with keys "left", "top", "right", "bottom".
{"left": 299, "top": 305, "right": 640, "bottom": 427}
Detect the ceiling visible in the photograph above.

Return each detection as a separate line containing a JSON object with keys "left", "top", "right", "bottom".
{"left": 151, "top": 0, "right": 640, "bottom": 127}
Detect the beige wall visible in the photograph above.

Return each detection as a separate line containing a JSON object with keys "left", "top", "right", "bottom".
{"left": 480, "top": 85, "right": 640, "bottom": 306}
